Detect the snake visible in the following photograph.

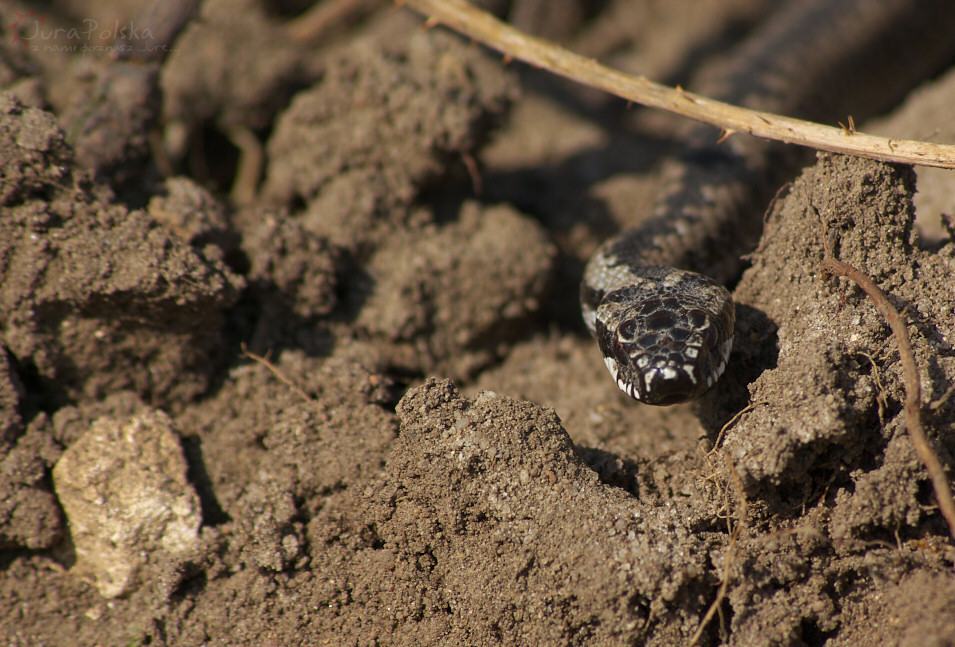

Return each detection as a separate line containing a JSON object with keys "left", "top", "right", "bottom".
{"left": 579, "top": 0, "right": 955, "bottom": 405}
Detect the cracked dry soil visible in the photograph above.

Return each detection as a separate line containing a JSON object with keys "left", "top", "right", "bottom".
{"left": 2, "top": 1, "right": 955, "bottom": 645}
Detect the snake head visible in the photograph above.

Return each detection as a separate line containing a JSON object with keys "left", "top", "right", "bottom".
{"left": 591, "top": 269, "right": 735, "bottom": 406}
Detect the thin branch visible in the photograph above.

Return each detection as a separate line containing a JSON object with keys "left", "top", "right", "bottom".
{"left": 820, "top": 258, "right": 955, "bottom": 541}
{"left": 398, "top": 0, "right": 955, "bottom": 170}
{"left": 287, "top": 0, "right": 379, "bottom": 44}
{"left": 240, "top": 343, "right": 314, "bottom": 403}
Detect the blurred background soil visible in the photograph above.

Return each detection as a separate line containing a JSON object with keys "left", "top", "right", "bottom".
{"left": 1, "top": 1, "right": 955, "bottom": 645}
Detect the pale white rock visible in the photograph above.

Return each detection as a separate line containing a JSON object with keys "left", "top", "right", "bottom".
{"left": 52, "top": 411, "right": 201, "bottom": 598}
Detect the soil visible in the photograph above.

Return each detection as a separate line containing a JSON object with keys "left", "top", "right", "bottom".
{"left": 2, "top": 1, "right": 955, "bottom": 646}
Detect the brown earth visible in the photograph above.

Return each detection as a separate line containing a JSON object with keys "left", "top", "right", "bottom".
{"left": 2, "top": 1, "right": 955, "bottom": 645}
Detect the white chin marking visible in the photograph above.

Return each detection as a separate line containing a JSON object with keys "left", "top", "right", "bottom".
{"left": 682, "top": 365, "right": 696, "bottom": 383}
{"left": 721, "top": 338, "right": 734, "bottom": 361}
{"left": 616, "top": 376, "right": 639, "bottom": 401}
{"left": 603, "top": 356, "right": 618, "bottom": 380}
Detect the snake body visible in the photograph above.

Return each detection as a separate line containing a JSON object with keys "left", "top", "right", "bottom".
{"left": 580, "top": 0, "right": 955, "bottom": 405}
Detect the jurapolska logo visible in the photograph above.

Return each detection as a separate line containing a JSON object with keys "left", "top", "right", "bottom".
{"left": 7, "top": 8, "right": 160, "bottom": 55}
{"left": 7, "top": 8, "right": 45, "bottom": 49}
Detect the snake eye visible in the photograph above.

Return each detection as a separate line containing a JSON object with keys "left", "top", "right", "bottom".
{"left": 617, "top": 319, "right": 638, "bottom": 342}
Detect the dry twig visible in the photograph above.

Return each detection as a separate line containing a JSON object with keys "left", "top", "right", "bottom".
{"left": 820, "top": 258, "right": 955, "bottom": 541}
{"left": 398, "top": 0, "right": 955, "bottom": 170}
{"left": 240, "top": 343, "right": 314, "bottom": 403}
{"left": 287, "top": 0, "right": 379, "bottom": 43}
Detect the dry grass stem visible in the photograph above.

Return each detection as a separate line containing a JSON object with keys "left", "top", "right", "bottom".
{"left": 240, "top": 343, "right": 314, "bottom": 403}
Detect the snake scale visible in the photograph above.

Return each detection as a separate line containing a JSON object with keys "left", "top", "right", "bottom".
{"left": 581, "top": 0, "right": 955, "bottom": 405}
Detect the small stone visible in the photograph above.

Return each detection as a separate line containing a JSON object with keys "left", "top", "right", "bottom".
{"left": 52, "top": 411, "right": 201, "bottom": 598}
